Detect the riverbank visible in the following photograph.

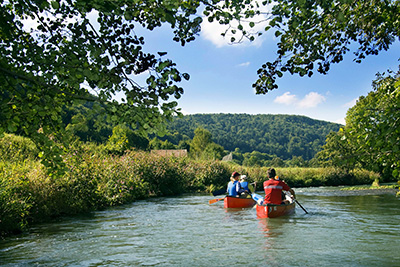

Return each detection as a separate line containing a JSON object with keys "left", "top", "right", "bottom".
{"left": 1, "top": 148, "right": 385, "bottom": 237}
{"left": 0, "top": 134, "right": 392, "bottom": 236}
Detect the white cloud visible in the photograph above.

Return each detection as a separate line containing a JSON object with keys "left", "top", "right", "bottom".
{"left": 298, "top": 92, "right": 326, "bottom": 108}
{"left": 237, "top": 62, "right": 250, "bottom": 67}
{"left": 274, "top": 91, "right": 326, "bottom": 108}
{"left": 200, "top": 2, "right": 272, "bottom": 48}
{"left": 334, "top": 117, "right": 346, "bottom": 125}
{"left": 274, "top": 92, "right": 298, "bottom": 105}
{"left": 343, "top": 98, "right": 358, "bottom": 108}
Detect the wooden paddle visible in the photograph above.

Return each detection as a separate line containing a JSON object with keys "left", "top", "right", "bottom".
{"left": 208, "top": 198, "right": 225, "bottom": 204}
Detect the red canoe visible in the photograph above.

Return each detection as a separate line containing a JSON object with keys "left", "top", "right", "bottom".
{"left": 224, "top": 196, "right": 256, "bottom": 208}
{"left": 256, "top": 201, "right": 295, "bottom": 218}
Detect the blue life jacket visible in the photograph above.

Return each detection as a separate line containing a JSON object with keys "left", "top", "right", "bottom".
{"left": 240, "top": 181, "right": 249, "bottom": 191}
{"left": 227, "top": 180, "right": 239, "bottom": 196}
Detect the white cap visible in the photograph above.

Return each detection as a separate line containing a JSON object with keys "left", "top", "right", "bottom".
{"left": 240, "top": 175, "right": 247, "bottom": 180}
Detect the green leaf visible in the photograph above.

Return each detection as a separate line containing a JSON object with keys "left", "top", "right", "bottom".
{"left": 51, "top": 1, "right": 60, "bottom": 9}
{"left": 165, "top": 13, "right": 176, "bottom": 25}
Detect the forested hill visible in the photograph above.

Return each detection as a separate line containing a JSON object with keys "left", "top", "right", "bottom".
{"left": 165, "top": 113, "right": 342, "bottom": 160}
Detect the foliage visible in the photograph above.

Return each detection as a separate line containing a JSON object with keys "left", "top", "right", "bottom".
{"left": 346, "top": 70, "right": 400, "bottom": 181}
{"left": 2, "top": 0, "right": 399, "bottom": 174}
{"left": 105, "top": 124, "right": 149, "bottom": 155}
{"left": 316, "top": 129, "right": 360, "bottom": 172}
{"left": 188, "top": 127, "right": 226, "bottom": 160}
{"left": 216, "top": 0, "right": 400, "bottom": 93}
{"left": 0, "top": 161, "right": 36, "bottom": 235}
{"left": 1, "top": 135, "right": 380, "bottom": 236}
{"left": 190, "top": 127, "right": 212, "bottom": 158}
{"left": 319, "top": 69, "right": 400, "bottom": 182}
{"left": 164, "top": 114, "right": 340, "bottom": 160}
{"left": 63, "top": 102, "right": 113, "bottom": 143}
{"left": 1, "top": 0, "right": 199, "bottom": 173}
{"left": 149, "top": 137, "right": 177, "bottom": 150}
{"left": 0, "top": 133, "right": 38, "bottom": 162}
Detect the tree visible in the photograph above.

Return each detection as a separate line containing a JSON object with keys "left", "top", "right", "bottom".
{"left": 345, "top": 69, "right": 400, "bottom": 180}
{"left": 288, "top": 155, "right": 306, "bottom": 167}
{"left": 190, "top": 127, "right": 213, "bottom": 159}
{"left": 270, "top": 157, "right": 285, "bottom": 167}
{"left": 1, "top": 0, "right": 198, "bottom": 172}
{"left": 316, "top": 130, "right": 359, "bottom": 172}
{"left": 318, "top": 69, "right": 400, "bottom": 181}
{"left": 202, "top": 143, "right": 225, "bottom": 160}
{"left": 63, "top": 102, "right": 113, "bottom": 143}
{"left": 216, "top": 0, "right": 400, "bottom": 93}
{"left": 107, "top": 124, "right": 149, "bottom": 154}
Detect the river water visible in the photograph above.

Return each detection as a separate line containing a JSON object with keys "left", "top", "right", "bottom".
{"left": 1, "top": 187, "right": 399, "bottom": 266}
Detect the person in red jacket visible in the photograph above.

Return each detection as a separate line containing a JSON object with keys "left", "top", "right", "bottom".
{"left": 263, "top": 168, "right": 296, "bottom": 205}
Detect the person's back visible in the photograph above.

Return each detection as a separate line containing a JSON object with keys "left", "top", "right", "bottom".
{"left": 239, "top": 175, "right": 253, "bottom": 198}
{"left": 263, "top": 178, "right": 290, "bottom": 204}
{"left": 227, "top": 180, "right": 239, "bottom": 196}
{"left": 263, "top": 168, "right": 294, "bottom": 205}
{"left": 227, "top": 171, "right": 241, "bottom": 197}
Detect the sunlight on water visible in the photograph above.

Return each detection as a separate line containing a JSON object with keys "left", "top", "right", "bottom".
{"left": 1, "top": 189, "right": 399, "bottom": 266}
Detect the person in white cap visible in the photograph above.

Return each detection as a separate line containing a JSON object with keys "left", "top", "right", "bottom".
{"left": 239, "top": 175, "right": 254, "bottom": 197}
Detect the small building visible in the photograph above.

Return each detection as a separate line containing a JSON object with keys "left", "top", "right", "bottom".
{"left": 222, "top": 152, "right": 233, "bottom": 162}
{"left": 151, "top": 149, "right": 188, "bottom": 157}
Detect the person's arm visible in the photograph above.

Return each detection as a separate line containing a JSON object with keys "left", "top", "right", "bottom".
{"left": 248, "top": 183, "right": 254, "bottom": 193}
{"left": 226, "top": 181, "right": 231, "bottom": 194}
{"left": 289, "top": 188, "right": 296, "bottom": 199}
{"left": 281, "top": 180, "right": 295, "bottom": 198}
{"left": 235, "top": 182, "right": 241, "bottom": 194}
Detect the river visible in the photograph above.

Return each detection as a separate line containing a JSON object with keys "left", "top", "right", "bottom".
{"left": 1, "top": 187, "right": 399, "bottom": 266}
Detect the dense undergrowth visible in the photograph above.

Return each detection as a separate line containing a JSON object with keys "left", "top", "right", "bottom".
{"left": 0, "top": 134, "right": 382, "bottom": 237}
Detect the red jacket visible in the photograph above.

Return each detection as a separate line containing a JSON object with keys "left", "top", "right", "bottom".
{"left": 263, "top": 179, "right": 291, "bottom": 205}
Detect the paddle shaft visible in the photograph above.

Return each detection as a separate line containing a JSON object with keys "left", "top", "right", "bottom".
{"left": 284, "top": 191, "right": 308, "bottom": 214}
{"left": 294, "top": 199, "right": 308, "bottom": 214}
{"left": 209, "top": 198, "right": 225, "bottom": 204}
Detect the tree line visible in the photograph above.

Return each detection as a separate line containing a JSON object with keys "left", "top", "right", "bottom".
{"left": 160, "top": 113, "right": 341, "bottom": 160}
{"left": 61, "top": 103, "right": 340, "bottom": 161}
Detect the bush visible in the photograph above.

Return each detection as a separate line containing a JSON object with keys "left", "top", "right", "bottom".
{"left": 0, "top": 134, "right": 38, "bottom": 162}
{"left": 0, "top": 161, "right": 37, "bottom": 235}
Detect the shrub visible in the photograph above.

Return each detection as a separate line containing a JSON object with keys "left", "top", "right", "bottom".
{"left": 0, "top": 134, "right": 38, "bottom": 162}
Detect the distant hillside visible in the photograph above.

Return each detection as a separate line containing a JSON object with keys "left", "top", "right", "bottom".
{"left": 164, "top": 113, "right": 342, "bottom": 160}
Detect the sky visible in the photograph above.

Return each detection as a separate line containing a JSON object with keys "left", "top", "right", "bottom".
{"left": 131, "top": 15, "right": 400, "bottom": 125}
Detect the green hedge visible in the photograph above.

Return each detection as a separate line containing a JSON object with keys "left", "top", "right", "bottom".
{"left": 226, "top": 166, "right": 379, "bottom": 190}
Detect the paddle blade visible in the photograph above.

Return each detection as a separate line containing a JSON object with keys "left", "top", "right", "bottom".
{"left": 209, "top": 198, "right": 224, "bottom": 204}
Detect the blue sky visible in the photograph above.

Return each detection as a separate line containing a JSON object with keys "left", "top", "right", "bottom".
{"left": 134, "top": 18, "right": 400, "bottom": 125}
